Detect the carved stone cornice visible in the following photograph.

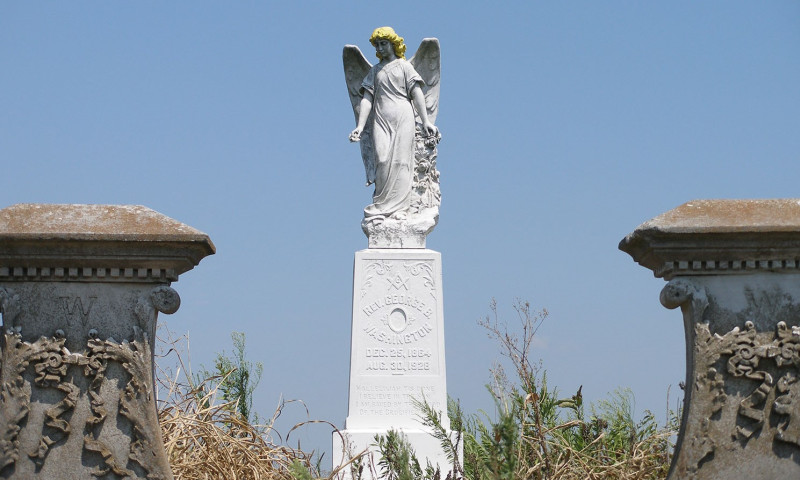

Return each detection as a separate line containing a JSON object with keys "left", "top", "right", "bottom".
{"left": 0, "top": 266, "right": 180, "bottom": 282}
{"left": 651, "top": 258, "right": 800, "bottom": 279}
{"left": 620, "top": 199, "right": 800, "bottom": 279}
{"left": 0, "top": 204, "right": 215, "bottom": 282}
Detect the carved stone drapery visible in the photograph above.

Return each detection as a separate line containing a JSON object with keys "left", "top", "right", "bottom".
{"left": 0, "top": 204, "right": 214, "bottom": 479}
{"left": 360, "top": 130, "right": 443, "bottom": 249}
{"left": 621, "top": 199, "right": 800, "bottom": 479}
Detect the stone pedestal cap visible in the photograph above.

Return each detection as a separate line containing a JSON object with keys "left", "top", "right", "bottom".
{"left": 0, "top": 204, "right": 215, "bottom": 282}
{"left": 620, "top": 199, "right": 800, "bottom": 279}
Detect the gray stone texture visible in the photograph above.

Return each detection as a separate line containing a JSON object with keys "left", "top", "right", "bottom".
{"left": 0, "top": 204, "right": 214, "bottom": 479}
{"left": 621, "top": 199, "right": 800, "bottom": 479}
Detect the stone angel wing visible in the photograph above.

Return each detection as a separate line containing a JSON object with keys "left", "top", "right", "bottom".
{"left": 343, "top": 45, "right": 376, "bottom": 185}
{"left": 409, "top": 38, "right": 441, "bottom": 124}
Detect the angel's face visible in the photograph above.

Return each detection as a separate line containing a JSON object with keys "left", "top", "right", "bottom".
{"left": 374, "top": 38, "right": 396, "bottom": 61}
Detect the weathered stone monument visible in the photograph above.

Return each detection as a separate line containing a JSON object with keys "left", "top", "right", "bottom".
{"left": 333, "top": 27, "right": 455, "bottom": 475}
{"left": 620, "top": 199, "right": 800, "bottom": 479}
{"left": 0, "top": 204, "right": 214, "bottom": 479}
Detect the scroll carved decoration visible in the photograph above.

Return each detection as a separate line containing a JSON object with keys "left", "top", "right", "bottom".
{"left": 696, "top": 322, "right": 800, "bottom": 440}
{"left": 404, "top": 261, "right": 435, "bottom": 293}
{"left": 768, "top": 322, "right": 800, "bottom": 446}
{"left": 361, "top": 261, "right": 436, "bottom": 298}
{"left": 361, "top": 260, "right": 394, "bottom": 298}
{"left": 1, "top": 332, "right": 86, "bottom": 471}
{"left": 135, "top": 285, "right": 181, "bottom": 330}
{"left": 149, "top": 285, "right": 181, "bottom": 315}
{"left": 660, "top": 278, "right": 708, "bottom": 319}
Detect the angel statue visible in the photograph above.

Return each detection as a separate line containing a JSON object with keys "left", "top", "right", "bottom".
{"left": 344, "top": 26, "right": 442, "bottom": 248}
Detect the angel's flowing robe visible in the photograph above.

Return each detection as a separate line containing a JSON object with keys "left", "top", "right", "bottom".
{"left": 360, "top": 59, "right": 423, "bottom": 218}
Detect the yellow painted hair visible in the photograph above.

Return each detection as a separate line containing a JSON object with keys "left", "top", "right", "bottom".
{"left": 369, "top": 26, "right": 406, "bottom": 60}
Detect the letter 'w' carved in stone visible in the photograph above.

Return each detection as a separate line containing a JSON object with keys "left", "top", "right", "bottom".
{"left": 60, "top": 296, "right": 96, "bottom": 319}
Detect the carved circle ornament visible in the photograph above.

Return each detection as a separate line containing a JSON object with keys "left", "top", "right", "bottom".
{"left": 387, "top": 308, "right": 408, "bottom": 333}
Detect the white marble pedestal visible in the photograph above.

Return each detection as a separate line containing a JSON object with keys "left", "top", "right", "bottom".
{"left": 333, "top": 248, "right": 454, "bottom": 477}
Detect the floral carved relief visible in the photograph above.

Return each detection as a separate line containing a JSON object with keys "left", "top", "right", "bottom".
{"left": 0, "top": 286, "right": 176, "bottom": 478}
{"left": 663, "top": 280, "right": 800, "bottom": 477}
{"left": 0, "top": 331, "right": 33, "bottom": 472}
{"left": 694, "top": 320, "right": 800, "bottom": 446}
{"left": 409, "top": 130, "right": 441, "bottom": 215}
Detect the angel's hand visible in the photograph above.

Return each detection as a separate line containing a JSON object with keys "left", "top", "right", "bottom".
{"left": 422, "top": 121, "right": 438, "bottom": 138}
{"left": 349, "top": 128, "right": 362, "bottom": 142}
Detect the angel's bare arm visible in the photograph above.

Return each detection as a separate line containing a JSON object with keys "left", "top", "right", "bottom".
{"left": 349, "top": 91, "right": 374, "bottom": 142}
{"left": 411, "top": 84, "right": 437, "bottom": 136}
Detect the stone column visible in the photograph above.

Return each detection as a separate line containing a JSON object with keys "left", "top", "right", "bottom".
{"left": 0, "top": 204, "right": 214, "bottom": 479}
{"left": 333, "top": 248, "right": 454, "bottom": 477}
{"left": 620, "top": 199, "right": 800, "bottom": 479}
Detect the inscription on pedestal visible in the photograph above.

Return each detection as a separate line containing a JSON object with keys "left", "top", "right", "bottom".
{"left": 344, "top": 250, "right": 449, "bottom": 430}
{"left": 336, "top": 248, "right": 455, "bottom": 475}
{"left": 355, "top": 385, "right": 441, "bottom": 417}
{"left": 358, "top": 259, "right": 439, "bottom": 380}
{"left": 357, "top": 260, "right": 440, "bottom": 380}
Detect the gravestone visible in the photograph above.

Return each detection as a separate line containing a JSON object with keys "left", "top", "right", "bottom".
{"left": 0, "top": 204, "right": 214, "bottom": 479}
{"left": 333, "top": 249, "right": 452, "bottom": 474}
{"left": 620, "top": 199, "right": 800, "bottom": 479}
{"left": 334, "top": 27, "right": 457, "bottom": 477}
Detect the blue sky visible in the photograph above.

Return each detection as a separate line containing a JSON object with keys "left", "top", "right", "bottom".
{"left": 2, "top": 1, "right": 799, "bottom": 462}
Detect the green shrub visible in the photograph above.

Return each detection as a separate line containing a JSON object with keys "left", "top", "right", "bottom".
{"left": 401, "top": 299, "right": 677, "bottom": 480}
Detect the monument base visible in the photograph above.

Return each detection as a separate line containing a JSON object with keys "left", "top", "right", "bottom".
{"left": 333, "top": 248, "right": 458, "bottom": 478}
{"left": 361, "top": 209, "right": 438, "bottom": 249}
{"left": 332, "top": 428, "right": 458, "bottom": 479}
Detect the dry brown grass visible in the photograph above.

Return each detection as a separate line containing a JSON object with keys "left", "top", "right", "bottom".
{"left": 537, "top": 429, "right": 674, "bottom": 479}
{"left": 158, "top": 389, "right": 306, "bottom": 480}
{"left": 155, "top": 331, "right": 322, "bottom": 480}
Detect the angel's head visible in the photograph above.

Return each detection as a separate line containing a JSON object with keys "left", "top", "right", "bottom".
{"left": 370, "top": 26, "right": 406, "bottom": 60}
